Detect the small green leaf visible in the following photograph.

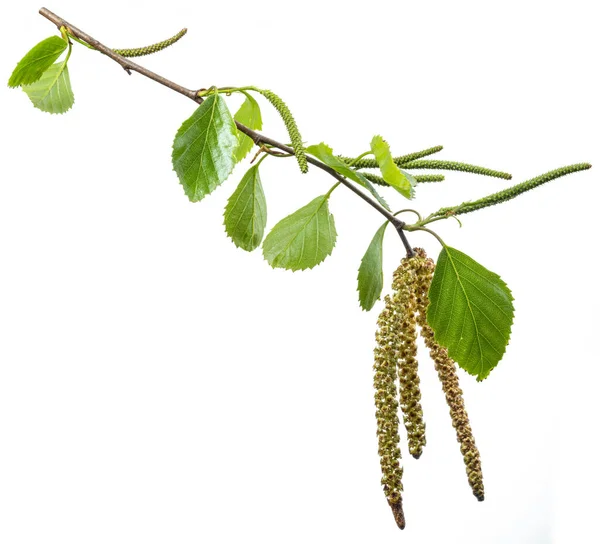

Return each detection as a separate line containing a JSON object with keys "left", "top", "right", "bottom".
{"left": 172, "top": 94, "right": 238, "bottom": 202}
{"left": 22, "top": 61, "right": 74, "bottom": 114}
{"left": 8, "top": 36, "right": 68, "bottom": 88}
{"left": 233, "top": 94, "right": 262, "bottom": 163}
{"left": 306, "top": 142, "right": 390, "bottom": 211}
{"left": 262, "top": 194, "right": 337, "bottom": 271}
{"left": 357, "top": 222, "right": 388, "bottom": 311}
{"left": 370, "top": 135, "right": 414, "bottom": 199}
{"left": 224, "top": 164, "right": 267, "bottom": 251}
{"left": 427, "top": 247, "right": 514, "bottom": 381}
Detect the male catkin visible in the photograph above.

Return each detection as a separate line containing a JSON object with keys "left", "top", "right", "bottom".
{"left": 413, "top": 248, "right": 485, "bottom": 501}
{"left": 391, "top": 262, "right": 426, "bottom": 459}
{"left": 374, "top": 293, "right": 406, "bottom": 530}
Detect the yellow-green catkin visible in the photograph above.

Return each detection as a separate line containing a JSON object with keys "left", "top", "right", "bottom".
{"left": 113, "top": 28, "right": 188, "bottom": 58}
{"left": 412, "top": 248, "right": 485, "bottom": 501}
{"left": 391, "top": 262, "right": 426, "bottom": 459}
{"left": 256, "top": 89, "right": 308, "bottom": 174}
{"left": 374, "top": 291, "right": 406, "bottom": 529}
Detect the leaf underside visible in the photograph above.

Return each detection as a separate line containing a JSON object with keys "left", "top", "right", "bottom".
{"left": 22, "top": 61, "right": 74, "bottom": 114}
{"left": 262, "top": 195, "right": 337, "bottom": 271}
{"left": 172, "top": 94, "right": 238, "bottom": 202}
{"left": 357, "top": 222, "right": 388, "bottom": 310}
{"left": 427, "top": 247, "right": 514, "bottom": 380}
{"left": 8, "top": 36, "right": 67, "bottom": 88}
{"left": 224, "top": 164, "right": 267, "bottom": 251}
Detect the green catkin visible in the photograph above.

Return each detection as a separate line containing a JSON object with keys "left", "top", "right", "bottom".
{"left": 341, "top": 145, "right": 444, "bottom": 169}
{"left": 113, "top": 28, "right": 188, "bottom": 57}
{"left": 374, "top": 291, "right": 407, "bottom": 529}
{"left": 412, "top": 248, "right": 485, "bottom": 501}
{"left": 432, "top": 163, "right": 592, "bottom": 218}
{"left": 413, "top": 174, "right": 445, "bottom": 183}
{"left": 401, "top": 160, "right": 512, "bottom": 180}
{"left": 360, "top": 172, "right": 445, "bottom": 186}
{"left": 391, "top": 262, "right": 426, "bottom": 459}
{"left": 256, "top": 89, "right": 308, "bottom": 174}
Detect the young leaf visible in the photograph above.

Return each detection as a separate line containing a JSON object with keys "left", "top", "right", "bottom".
{"left": 22, "top": 62, "right": 74, "bottom": 114}
{"left": 306, "top": 143, "right": 390, "bottom": 211}
{"left": 172, "top": 94, "right": 238, "bottom": 202}
{"left": 224, "top": 164, "right": 267, "bottom": 251}
{"left": 427, "top": 247, "right": 514, "bottom": 381}
{"left": 262, "top": 194, "right": 337, "bottom": 271}
{"left": 370, "top": 135, "right": 414, "bottom": 199}
{"left": 8, "top": 36, "right": 68, "bottom": 88}
{"left": 233, "top": 94, "right": 263, "bottom": 163}
{"left": 357, "top": 222, "right": 388, "bottom": 311}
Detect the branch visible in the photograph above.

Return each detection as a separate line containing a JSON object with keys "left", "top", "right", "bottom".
{"left": 38, "top": 7, "right": 414, "bottom": 256}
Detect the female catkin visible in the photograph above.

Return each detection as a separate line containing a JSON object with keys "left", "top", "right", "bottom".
{"left": 412, "top": 248, "right": 485, "bottom": 501}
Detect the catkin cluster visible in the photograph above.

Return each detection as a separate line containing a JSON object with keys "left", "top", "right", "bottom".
{"left": 374, "top": 248, "right": 484, "bottom": 530}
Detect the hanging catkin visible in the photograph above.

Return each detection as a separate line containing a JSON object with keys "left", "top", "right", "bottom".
{"left": 391, "top": 262, "right": 426, "bottom": 459}
{"left": 374, "top": 292, "right": 406, "bottom": 530}
{"left": 412, "top": 248, "right": 485, "bottom": 501}
{"left": 256, "top": 89, "right": 308, "bottom": 174}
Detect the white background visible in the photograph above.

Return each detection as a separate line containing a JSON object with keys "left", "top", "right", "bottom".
{"left": 1, "top": 1, "right": 598, "bottom": 543}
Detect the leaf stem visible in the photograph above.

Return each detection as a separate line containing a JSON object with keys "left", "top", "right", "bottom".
{"left": 394, "top": 209, "right": 422, "bottom": 222}
{"left": 347, "top": 150, "right": 372, "bottom": 167}
{"left": 405, "top": 226, "right": 447, "bottom": 248}
{"left": 325, "top": 182, "right": 341, "bottom": 198}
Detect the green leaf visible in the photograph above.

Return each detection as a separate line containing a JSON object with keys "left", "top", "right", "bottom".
{"left": 8, "top": 36, "right": 68, "bottom": 88}
{"left": 427, "top": 247, "right": 514, "bottom": 381}
{"left": 172, "top": 94, "right": 238, "bottom": 202}
{"left": 370, "top": 135, "right": 415, "bottom": 199}
{"left": 224, "top": 164, "right": 267, "bottom": 251}
{"left": 357, "top": 222, "right": 388, "bottom": 311}
{"left": 233, "top": 94, "right": 262, "bottom": 163}
{"left": 306, "top": 142, "right": 390, "bottom": 211}
{"left": 22, "top": 61, "right": 74, "bottom": 114}
{"left": 262, "top": 194, "right": 337, "bottom": 271}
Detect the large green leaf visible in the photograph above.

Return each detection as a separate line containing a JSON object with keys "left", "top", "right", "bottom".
{"left": 370, "top": 135, "right": 415, "bottom": 199}
{"left": 233, "top": 94, "right": 262, "bottom": 163}
{"left": 427, "top": 247, "right": 514, "bottom": 381}
{"left": 224, "top": 164, "right": 267, "bottom": 251}
{"left": 357, "top": 222, "right": 388, "bottom": 311}
{"left": 306, "top": 143, "right": 390, "bottom": 211}
{"left": 8, "top": 36, "right": 68, "bottom": 88}
{"left": 22, "top": 61, "right": 74, "bottom": 114}
{"left": 172, "top": 94, "right": 238, "bottom": 202}
{"left": 262, "top": 195, "right": 337, "bottom": 270}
